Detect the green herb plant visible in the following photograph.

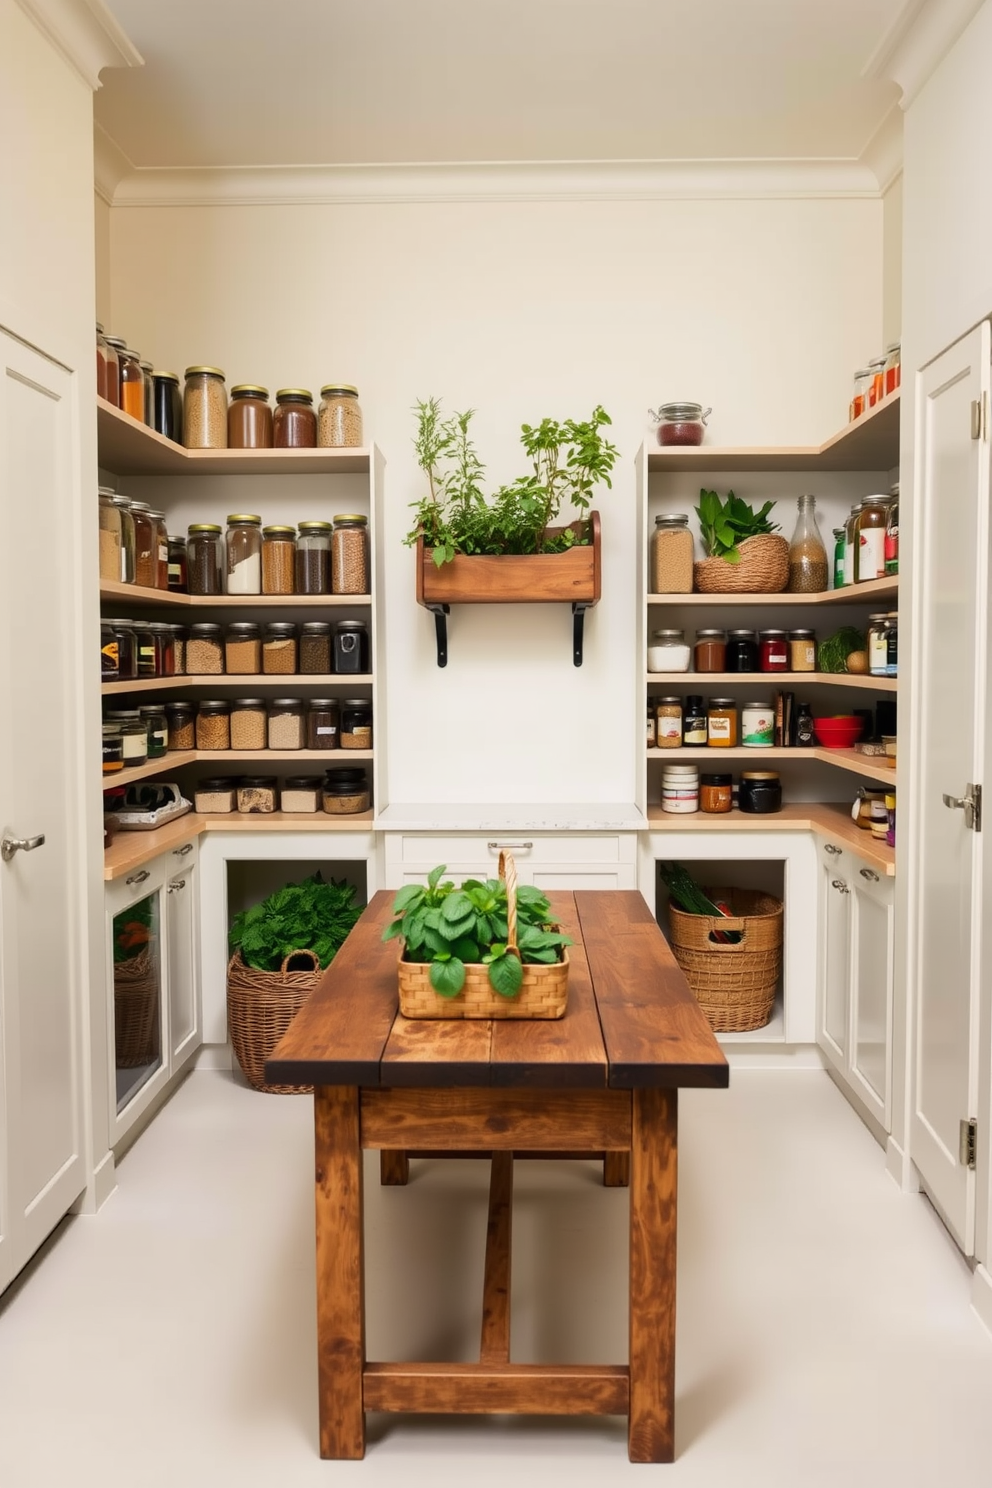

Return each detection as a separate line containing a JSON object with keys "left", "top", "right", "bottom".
{"left": 229, "top": 872, "right": 362, "bottom": 972}
{"left": 407, "top": 398, "right": 618, "bottom": 566}
{"left": 817, "top": 625, "right": 866, "bottom": 673}
{"left": 382, "top": 865, "right": 572, "bottom": 998}
{"left": 695, "top": 488, "right": 779, "bottom": 565}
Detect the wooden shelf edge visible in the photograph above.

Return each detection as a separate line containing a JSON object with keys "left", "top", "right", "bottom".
{"left": 103, "top": 674, "right": 374, "bottom": 693}
{"left": 645, "top": 746, "right": 897, "bottom": 784}
{"left": 102, "top": 748, "right": 373, "bottom": 788}
{"left": 645, "top": 801, "right": 894, "bottom": 874}
{"left": 647, "top": 576, "right": 898, "bottom": 607}
{"left": 645, "top": 671, "right": 897, "bottom": 690}
{"left": 99, "top": 581, "right": 372, "bottom": 608}
{"left": 104, "top": 809, "right": 376, "bottom": 879}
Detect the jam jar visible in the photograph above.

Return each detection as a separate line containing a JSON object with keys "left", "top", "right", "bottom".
{"left": 273, "top": 388, "right": 317, "bottom": 448}
{"left": 726, "top": 630, "right": 758, "bottom": 672}
{"left": 649, "top": 402, "right": 711, "bottom": 447}
{"left": 700, "top": 773, "right": 733, "bottom": 813}
{"left": 759, "top": 630, "right": 788, "bottom": 672}
{"left": 694, "top": 629, "right": 727, "bottom": 672}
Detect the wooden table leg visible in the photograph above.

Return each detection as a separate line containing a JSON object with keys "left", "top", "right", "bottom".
{"left": 628, "top": 1087, "right": 677, "bottom": 1463}
{"left": 603, "top": 1152, "right": 630, "bottom": 1187}
{"left": 380, "top": 1150, "right": 410, "bottom": 1185}
{"left": 480, "top": 1153, "right": 513, "bottom": 1364}
{"left": 314, "top": 1084, "right": 365, "bottom": 1459}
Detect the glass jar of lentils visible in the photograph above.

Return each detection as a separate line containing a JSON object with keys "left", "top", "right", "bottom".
{"left": 261, "top": 525, "right": 296, "bottom": 594}
{"left": 318, "top": 384, "right": 363, "bottom": 447}
{"left": 183, "top": 366, "right": 227, "bottom": 448}
{"left": 296, "top": 520, "right": 332, "bottom": 593}
{"left": 332, "top": 514, "right": 369, "bottom": 594}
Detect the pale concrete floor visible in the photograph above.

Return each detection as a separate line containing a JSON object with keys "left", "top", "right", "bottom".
{"left": 1, "top": 1068, "right": 991, "bottom": 1488}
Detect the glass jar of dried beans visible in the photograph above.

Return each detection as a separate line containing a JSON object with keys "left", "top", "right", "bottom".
{"left": 331, "top": 514, "right": 369, "bottom": 594}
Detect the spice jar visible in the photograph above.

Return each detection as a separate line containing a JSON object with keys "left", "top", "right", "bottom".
{"left": 226, "top": 514, "right": 262, "bottom": 594}
{"left": 306, "top": 698, "right": 340, "bottom": 751}
{"left": 147, "top": 509, "right": 169, "bottom": 588}
{"left": 149, "top": 622, "right": 175, "bottom": 676}
{"left": 726, "top": 630, "right": 758, "bottom": 672}
{"left": 296, "top": 520, "right": 332, "bottom": 593}
{"left": 649, "top": 402, "right": 710, "bottom": 447}
{"left": 187, "top": 622, "right": 224, "bottom": 675}
{"left": 739, "top": 772, "right": 782, "bottom": 814}
{"left": 166, "top": 701, "right": 196, "bottom": 751}
{"left": 867, "top": 357, "right": 886, "bottom": 408}
{"left": 195, "top": 778, "right": 237, "bottom": 813}
{"left": 238, "top": 777, "right": 277, "bottom": 814}
{"left": 299, "top": 621, "right": 333, "bottom": 674}
{"left": 331, "top": 514, "right": 369, "bottom": 594}
{"left": 152, "top": 371, "right": 183, "bottom": 443}
{"left": 119, "top": 347, "right": 144, "bottom": 422}
{"left": 268, "top": 698, "right": 305, "bottom": 750}
{"left": 228, "top": 384, "right": 272, "bottom": 448}
{"left": 101, "top": 621, "right": 119, "bottom": 679}
{"left": 184, "top": 367, "right": 227, "bottom": 448}
{"left": 318, "top": 384, "right": 363, "bottom": 447}
{"left": 281, "top": 776, "right": 323, "bottom": 813}
{"left": 273, "top": 388, "right": 316, "bottom": 448}
{"left": 647, "top": 629, "right": 690, "bottom": 672}
{"left": 169, "top": 625, "right": 186, "bottom": 674}
{"left": 103, "top": 336, "right": 126, "bottom": 405}
{"left": 112, "top": 622, "right": 137, "bottom": 679}
{"left": 167, "top": 536, "right": 188, "bottom": 592}
{"left": 102, "top": 723, "right": 124, "bottom": 775}
{"left": 261, "top": 525, "right": 296, "bottom": 594}
{"left": 340, "top": 698, "right": 373, "bottom": 750}
{"left": 759, "top": 630, "right": 788, "bottom": 672}
{"left": 225, "top": 621, "right": 262, "bottom": 674}
{"left": 741, "top": 701, "right": 775, "bottom": 747}
{"left": 857, "top": 496, "right": 889, "bottom": 582}
{"left": 322, "top": 769, "right": 370, "bottom": 815}
{"left": 655, "top": 697, "right": 683, "bottom": 749}
{"left": 334, "top": 619, "right": 369, "bottom": 674}
{"left": 131, "top": 621, "right": 158, "bottom": 678}
{"left": 661, "top": 764, "right": 699, "bottom": 814}
{"left": 130, "top": 502, "right": 157, "bottom": 588}
{"left": 787, "top": 493, "right": 829, "bottom": 593}
{"left": 707, "top": 698, "right": 738, "bottom": 747}
{"left": 884, "top": 612, "right": 898, "bottom": 677}
{"left": 187, "top": 524, "right": 224, "bottom": 595}
{"left": 139, "top": 705, "right": 168, "bottom": 759}
{"left": 850, "top": 367, "right": 872, "bottom": 422}
{"left": 96, "top": 324, "right": 115, "bottom": 402}
{"left": 139, "top": 361, "right": 155, "bottom": 427}
{"left": 789, "top": 629, "right": 816, "bottom": 671}
{"left": 700, "top": 773, "right": 733, "bottom": 814}
{"left": 262, "top": 622, "right": 298, "bottom": 675}
{"left": 229, "top": 698, "right": 267, "bottom": 751}
{"left": 98, "top": 487, "right": 122, "bottom": 583}
{"left": 650, "top": 514, "right": 694, "bottom": 593}
{"left": 884, "top": 342, "right": 901, "bottom": 396}
{"left": 647, "top": 707, "right": 656, "bottom": 749}
{"left": 106, "top": 709, "right": 148, "bottom": 766}
{"left": 833, "top": 527, "right": 846, "bottom": 589}
{"left": 111, "top": 495, "right": 136, "bottom": 583}
{"left": 683, "top": 695, "right": 707, "bottom": 746}
{"left": 694, "top": 629, "right": 727, "bottom": 672}
{"left": 196, "top": 700, "right": 231, "bottom": 751}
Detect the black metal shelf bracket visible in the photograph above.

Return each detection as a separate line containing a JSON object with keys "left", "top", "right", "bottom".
{"left": 426, "top": 603, "right": 450, "bottom": 667}
{"left": 572, "top": 602, "right": 591, "bottom": 667}
{"left": 426, "top": 600, "right": 591, "bottom": 667}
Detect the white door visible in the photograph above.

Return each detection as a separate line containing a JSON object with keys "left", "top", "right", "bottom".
{"left": 849, "top": 862, "right": 894, "bottom": 1129}
{"left": 0, "top": 329, "right": 85, "bottom": 1292}
{"left": 911, "top": 321, "right": 991, "bottom": 1253}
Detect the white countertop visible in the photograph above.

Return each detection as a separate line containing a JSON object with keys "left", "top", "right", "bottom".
{"left": 373, "top": 803, "right": 647, "bottom": 832}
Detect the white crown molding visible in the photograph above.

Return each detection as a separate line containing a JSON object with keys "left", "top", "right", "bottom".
{"left": 93, "top": 122, "right": 134, "bottom": 205}
{"left": 863, "top": 0, "right": 984, "bottom": 109}
{"left": 15, "top": 0, "right": 142, "bottom": 91}
{"left": 105, "top": 156, "right": 883, "bottom": 209}
{"left": 860, "top": 105, "right": 904, "bottom": 193}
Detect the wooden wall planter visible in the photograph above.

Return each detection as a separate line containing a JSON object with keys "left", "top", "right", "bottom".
{"left": 416, "top": 512, "right": 601, "bottom": 667}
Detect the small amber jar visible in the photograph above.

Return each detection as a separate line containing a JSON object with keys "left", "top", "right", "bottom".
{"left": 103, "top": 336, "right": 125, "bottom": 405}
{"left": 139, "top": 361, "right": 155, "bottom": 427}
{"left": 273, "top": 389, "right": 317, "bottom": 448}
{"left": 119, "top": 347, "right": 145, "bottom": 422}
{"left": 707, "top": 698, "right": 738, "bottom": 747}
{"left": 228, "top": 384, "right": 272, "bottom": 448}
{"left": 700, "top": 773, "right": 733, "bottom": 813}
{"left": 694, "top": 629, "right": 727, "bottom": 672}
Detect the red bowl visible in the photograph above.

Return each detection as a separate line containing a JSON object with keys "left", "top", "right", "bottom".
{"left": 812, "top": 716, "right": 864, "bottom": 749}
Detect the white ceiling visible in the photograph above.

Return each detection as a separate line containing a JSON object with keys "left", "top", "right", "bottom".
{"left": 94, "top": 0, "right": 906, "bottom": 171}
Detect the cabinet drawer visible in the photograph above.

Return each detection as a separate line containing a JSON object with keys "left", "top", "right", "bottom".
{"left": 395, "top": 833, "right": 631, "bottom": 867}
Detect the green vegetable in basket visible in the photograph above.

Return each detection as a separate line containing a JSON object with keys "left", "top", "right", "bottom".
{"left": 658, "top": 862, "right": 742, "bottom": 944}
{"left": 817, "top": 625, "right": 866, "bottom": 674}
{"left": 229, "top": 872, "right": 362, "bottom": 972}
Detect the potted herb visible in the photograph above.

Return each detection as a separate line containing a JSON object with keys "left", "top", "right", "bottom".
{"left": 693, "top": 488, "right": 788, "bottom": 593}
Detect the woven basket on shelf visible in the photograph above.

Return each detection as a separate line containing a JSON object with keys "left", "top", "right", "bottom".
{"left": 693, "top": 533, "right": 789, "bottom": 594}
{"left": 667, "top": 886, "right": 783, "bottom": 1033}
{"left": 397, "top": 851, "right": 569, "bottom": 1020}
{"left": 227, "top": 949, "right": 321, "bottom": 1093}
{"left": 114, "top": 948, "right": 160, "bottom": 1067}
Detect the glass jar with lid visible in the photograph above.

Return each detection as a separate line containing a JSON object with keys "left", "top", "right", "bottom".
{"left": 273, "top": 389, "right": 316, "bottom": 448}
{"left": 152, "top": 371, "right": 183, "bottom": 443}
{"left": 741, "top": 701, "right": 775, "bottom": 747}
{"left": 844, "top": 504, "right": 861, "bottom": 583}
{"left": 758, "top": 630, "right": 788, "bottom": 672}
{"left": 707, "top": 698, "right": 738, "bottom": 747}
{"left": 650, "top": 514, "right": 694, "bottom": 594}
{"left": 98, "top": 487, "right": 122, "bottom": 583}
{"left": 228, "top": 384, "right": 272, "bottom": 448}
{"left": 165, "top": 701, "right": 196, "bottom": 751}
{"left": 833, "top": 526, "right": 846, "bottom": 588}
{"left": 331, "top": 514, "right": 369, "bottom": 594}
{"left": 726, "top": 629, "right": 758, "bottom": 672}
{"left": 111, "top": 495, "right": 135, "bottom": 583}
{"left": 187, "top": 524, "right": 224, "bottom": 595}
{"left": 102, "top": 723, "right": 124, "bottom": 775}
{"left": 647, "top": 628, "right": 690, "bottom": 672}
{"left": 139, "top": 705, "right": 168, "bottom": 759}
{"left": 788, "top": 629, "right": 817, "bottom": 671}
{"left": 225, "top": 621, "right": 262, "bottom": 674}
{"left": 296, "top": 520, "right": 332, "bottom": 593}
{"left": 101, "top": 621, "right": 119, "bottom": 680}
{"left": 867, "top": 357, "right": 887, "bottom": 408}
{"left": 318, "top": 384, "right": 363, "bottom": 447}
{"left": 106, "top": 709, "right": 148, "bottom": 766}
{"left": 262, "top": 622, "right": 298, "bottom": 675}
{"left": 885, "top": 612, "right": 898, "bottom": 677}
{"left": 340, "top": 699, "right": 373, "bottom": 750}
{"left": 196, "top": 700, "right": 231, "bottom": 751}
{"left": 683, "top": 695, "right": 707, "bottom": 745}
{"left": 655, "top": 697, "right": 683, "bottom": 749}
{"left": 187, "top": 622, "right": 224, "bottom": 675}
{"left": 195, "top": 778, "right": 237, "bottom": 813}
{"left": 169, "top": 624, "right": 186, "bottom": 674}
{"left": 281, "top": 777, "right": 324, "bottom": 813}
{"left": 694, "top": 629, "right": 727, "bottom": 672}
{"left": 112, "top": 621, "right": 137, "bottom": 679}
{"left": 268, "top": 698, "right": 305, "bottom": 750}
{"left": 149, "top": 622, "right": 175, "bottom": 676}
{"left": 139, "top": 361, "right": 155, "bottom": 427}
{"left": 238, "top": 777, "right": 278, "bottom": 814}
{"left": 129, "top": 501, "right": 157, "bottom": 588}
{"left": 307, "top": 698, "right": 340, "bottom": 751}
{"left": 867, "top": 613, "right": 889, "bottom": 676}
{"left": 850, "top": 368, "right": 872, "bottom": 421}
{"left": 787, "top": 493, "right": 829, "bottom": 593}
{"left": 649, "top": 402, "right": 711, "bottom": 447}
{"left": 884, "top": 342, "right": 901, "bottom": 396}
{"left": 130, "top": 621, "right": 157, "bottom": 678}
{"left": 299, "top": 621, "right": 332, "bottom": 673}
{"left": 333, "top": 619, "right": 369, "bottom": 674}
{"left": 183, "top": 367, "right": 228, "bottom": 448}
{"left": 225, "top": 514, "right": 262, "bottom": 594}
{"left": 119, "top": 347, "right": 144, "bottom": 422}
{"left": 103, "top": 336, "right": 125, "bottom": 405}
{"left": 857, "top": 496, "right": 889, "bottom": 583}
{"left": 167, "top": 536, "right": 188, "bottom": 592}
{"left": 261, "top": 526, "right": 296, "bottom": 594}
{"left": 147, "top": 509, "right": 169, "bottom": 588}
{"left": 885, "top": 489, "right": 899, "bottom": 575}
{"left": 323, "top": 769, "right": 370, "bottom": 815}
{"left": 229, "top": 698, "right": 267, "bottom": 751}
{"left": 700, "top": 773, "right": 733, "bottom": 814}
{"left": 96, "top": 324, "right": 113, "bottom": 402}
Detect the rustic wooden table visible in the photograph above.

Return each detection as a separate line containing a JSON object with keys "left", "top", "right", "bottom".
{"left": 267, "top": 888, "right": 729, "bottom": 1463}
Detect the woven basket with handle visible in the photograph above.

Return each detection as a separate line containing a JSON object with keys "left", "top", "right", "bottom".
{"left": 397, "top": 851, "right": 569, "bottom": 1020}
{"left": 113, "top": 947, "right": 160, "bottom": 1067}
{"left": 227, "top": 948, "right": 321, "bottom": 1093}
{"left": 693, "top": 533, "right": 789, "bottom": 594}
{"left": 667, "top": 886, "right": 782, "bottom": 1032}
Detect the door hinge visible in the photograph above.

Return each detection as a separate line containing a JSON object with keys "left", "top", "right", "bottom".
{"left": 960, "top": 1118, "right": 977, "bottom": 1170}
{"left": 971, "top": 394, "right": 988, "bottom": 440}
{"left": 942, "top": 783, "right": 982, "bottom": 830}
{"left": 974, "top": 783, "right": 983, "bottom": 832}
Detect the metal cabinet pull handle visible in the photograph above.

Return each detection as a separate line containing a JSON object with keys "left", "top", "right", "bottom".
{"left": 859, "top": 867, "right": 880, "bottom": 882}
{"left": 831, "top": 879, "right": 850, "bottom": 894}
{"left": 168, "top": 878, "right": 186, "bottom": 892}
{"left": 1, "top": 832, "right": 45, "bottom": 863}
{"left": 487, "top": 841, "right": 534, "bottom": 851}
{"left": 125, "top": 869, "right": 150, "bottom": 886}
{"left": 824, "top": 844, "right": 842, "bottom": 856}
{"left": 173, "top": 843, "right": 193, "bottom": 857}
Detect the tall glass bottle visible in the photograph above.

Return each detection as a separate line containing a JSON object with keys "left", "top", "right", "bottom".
{"left": 787, "top": 493, "right": 829, "bottom": 593}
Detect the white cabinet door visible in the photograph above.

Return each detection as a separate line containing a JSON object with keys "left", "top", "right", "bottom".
{"left": 0, "top": 331, "right": 85, "bottom": 1293}
{"left": 818, "top": 848, "right": 851, "bottom": 1071}
{"left": 106, "top": 862, "right": 172, "bottom": 1145}
{"left": 850, "top": 865, "right": 895, "bottom": 1129}
{"left": 167, "top": 861, "right": 200, "bottom": 1074}
{"left": 911, "top": 321, "right": 990, "bottom": 1254}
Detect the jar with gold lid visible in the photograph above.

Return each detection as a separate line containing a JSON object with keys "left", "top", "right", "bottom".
{"left": 332, "top": 514, "right": 369, "bottom": 594}
{"left": 228, "top": 384, "right": 272, "bottom": 448}
{"left": 184, "top": 366, "right": 227, "bottom": 448}
{"left": 103, "top": 336, "right": 125, "bottom": 405}
{"left": 318, "top": 384, "right": 363, "bottom": 447}
{"left": 139, "top": 361, "right": 155, "bottom": 427}
{"left": 273, "top": 389, "right": 316, "bottom": 448}
{"left": 119, "top": 347, "right": 144, "bottom": 422}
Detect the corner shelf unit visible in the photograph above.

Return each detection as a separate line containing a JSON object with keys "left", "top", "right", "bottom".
{"left": 102, "top": 675, "right": 374, "bottom": 695}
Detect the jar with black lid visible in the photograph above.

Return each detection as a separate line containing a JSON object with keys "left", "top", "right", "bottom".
{"left": 322, "top": 768, "right": 370, "bottom": 815}
{"left": 165, "top": 701, "right": 196, "bottom": 751}
{"left": 238, "top": 777, "right": 278, "bottom": 814}
{"left": 196, "top": 700, "right": 231, "bottom": 751}
{"left": 129, "top": 502, "right": 156, "bottom": 588}
{"left": 187, "top": 524, "right": 224, "bottom": 595}
{"left": 229, "top": 698, "right": 267, "bottom": 751}
{"left": 130, "top": 621, "right": 158, "bottom": 678}
{"left": 267, "top": 698, "right": 305, "bottom": 750}
{"left": 195, "top": 778, "right": 238, "bottom": 813}
{"left": 340, "top": 698, "right": 372, "bottom": 750}
{"left": 187, "top": 622, "right": 224, "bottom": 675}
{"left": 170, "top": 625, "right": 187, "bottom": 675}
{"left": 726, "top": 630, "right": 758, "bottom": 672}
{"left": 112, "top": 621, "right": 138, "bottom": 679}
{"left": 273, "top": 389, "right": 316, "bottom": 448}
{"left": 111, "top": 495, "right": 136, "bottom": 583}
{"left": 334, "top": 619, "right": 369, "bottom": 674}
{"left": 149, "top": 621, "right": 176, "bottom": 676}
{"left": 296, "top": 521, "right": 332, "bottom": 593}
{"left": 228, "top": 385, "right": 272, "bottom": 449}
{"left": 262, "top": 622, "right": 298, "bottom": 675}
{"left": 739, "top": 771, "right": 782, "bottom": 814}
{"left": 307, "top": 699, "right": 340, "bottom": 751}
{"left": 139, "top": 705, "right": 168, "bottom": 759}
{"left": 102, "top": 723, "right": 124, "bottom": 775}
{"left": 167, "top": 536, "right": 188, "bottom": 592}
{"left": 101, "top": 621, "right": 119, "bottom": 679}
{"left": 119, "top": 346, "right": 144, "bottom": 422}
{"left": 139, "top": 361, "right": 155, "bottom": 427}
{"left": 683, "top": 695, "right": 707, "bottom": 746}
{"left": 105, "top": 709, "right": 148, "bottom": 767}
{"left": 225, "top": 621, "right": 262, "bottom": 675}
{"left": 152, "top": 371, "right": 183, "bottom": 443}
{"left": 299, "top": 621, "right": 332, "bottom": 674}
{"left": 281, "top": 777, "right": 323, "bottom": 813}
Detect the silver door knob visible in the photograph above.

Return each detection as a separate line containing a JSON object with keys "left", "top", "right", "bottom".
{"left": 1, "top": 833, "right": 45, "bottom": 862}
{"left": 831, "top": 879, "right": 850, "bottom": 895}
{"left": 824, "top": 844, "right": 842, "bottom": 856}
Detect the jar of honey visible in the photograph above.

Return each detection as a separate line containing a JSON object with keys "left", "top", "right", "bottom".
{"left": 700, "top": 773, "right": 733, "bottom": 813}
{"left": 707, "top": 698, "right": 738, "bottom": 747}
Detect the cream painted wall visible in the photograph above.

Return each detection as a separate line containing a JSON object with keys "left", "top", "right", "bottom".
{"left": 95, "top": 191, "right": 111, "bottom": 328}
{"left": 882, "top": 174, "right": 903, "bottom": 350}
{"left": 108, "top": 194, "right": 882, "bottom": 804}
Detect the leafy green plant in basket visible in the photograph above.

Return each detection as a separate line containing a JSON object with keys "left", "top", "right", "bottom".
{"left": 229, "top": 872, "right": 362, "bottom": 972}
{"left": 695, "top": 489, "right": 779, "bottom": 564}
{"left": 406, "top": 397, "right": 618, "bottom": 564}
{"left": 382, "top": 865, "right": 572, "bottom": 998}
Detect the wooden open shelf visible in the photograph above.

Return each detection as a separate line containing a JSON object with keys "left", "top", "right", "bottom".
{"left": 104, "top": 751, "right": 198, "bottom": 789}
{"left": 646, "top": 746, "right": 896, "bottom": 785}
{"left": 103, "top": 748, "right": 373, "bottom": 789}
{"left": 102, "top": 674, "right": 374, "bottom": 694}
{"left": 97, "top": 397, "right": 371, "bottom": 476}
{"left": 103, "top": 810, "right": 376, "bottom": 881}
{"left": 647, "top": 389, "right": 900, "bottom": 473}
{"left": 645, "top": 801, "right": 894, "bottom": 874}
{"left": 645, "top": 671, "right": 897, "bottom": 691}
{"left": 99, "top": 579, "right": 371, "bottom": 609}
{"left": 647, "top": 575, "right": 898, "bottom": 607}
